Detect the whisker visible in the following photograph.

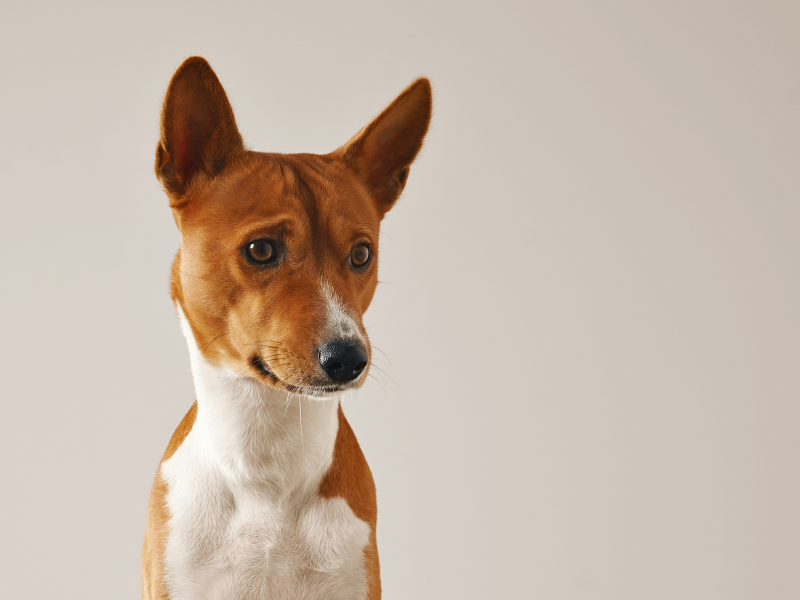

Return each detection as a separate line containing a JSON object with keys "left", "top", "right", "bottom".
{"left": 200, "top": 331, "right": 229, "bottom": 358}
{"left": 368, "top": 373, "right": 387, "bottom": 397}
{"left": 371, "top": 345, "right": 392, "bottom": 365}
{"left": 369, "top": 363, "right": 398, "bottom": 387}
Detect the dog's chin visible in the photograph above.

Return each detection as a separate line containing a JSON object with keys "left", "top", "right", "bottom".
{"left": 249, "top": 355, "right": 362, "bottom": 400}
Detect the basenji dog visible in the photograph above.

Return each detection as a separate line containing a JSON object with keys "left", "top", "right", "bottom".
{"left": 141, "top": 57, "right": 431, "bottom": 600}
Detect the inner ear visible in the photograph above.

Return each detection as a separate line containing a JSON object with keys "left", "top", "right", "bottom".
{"left": 339, "top": 78, "right": 432, "bottom": 211}
{"left": 395, "top": 166, "right": 409, "bottom": 189}
{"left": 156, "top": 57, "right": 244, "bottom": 200}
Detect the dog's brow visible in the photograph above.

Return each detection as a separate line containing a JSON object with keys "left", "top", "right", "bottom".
{"left": 243, "top": 218, "right": 294, "bottom": 236}
{"left": 352, "top": 226, "right": 378, "bottom": 235}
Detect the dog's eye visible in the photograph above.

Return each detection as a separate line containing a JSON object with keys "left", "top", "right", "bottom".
{"left": 350, "top": 244, "right": 371, "bottom": 268}
{"left": 246, "top": 239, "right": 277, "bottom": 264}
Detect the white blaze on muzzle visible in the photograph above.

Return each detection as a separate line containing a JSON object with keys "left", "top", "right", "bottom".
{"left": 318, "top": 280, "right": 365, "bottom": 345}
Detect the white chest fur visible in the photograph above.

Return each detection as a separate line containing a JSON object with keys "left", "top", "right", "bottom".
{"left": 161, "top": 311, "right": 370, "bottom": 600}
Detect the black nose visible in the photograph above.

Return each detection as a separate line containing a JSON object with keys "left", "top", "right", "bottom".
{"left": 318, "top": 341, "right": 368, "bottom": 382}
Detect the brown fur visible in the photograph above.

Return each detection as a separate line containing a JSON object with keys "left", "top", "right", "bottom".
{"left": 142, "top": 403, "right": 197, "bottom": 600}
{"left": 319, "top": 406, "right": 381, "bottom": 598}
{"left": 142, "top": 56, "right": 431, "bottom": 598}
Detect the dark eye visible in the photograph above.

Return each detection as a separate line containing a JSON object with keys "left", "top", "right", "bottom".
{"left": 245, "top": 239, "right": 277, "bottom": 264}
{"left": 350, "top": 243, "right": 371, "bottom": 268}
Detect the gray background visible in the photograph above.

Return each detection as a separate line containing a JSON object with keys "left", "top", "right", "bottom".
{"left": 1, "top": 1, "right": 798, "bottom": 598}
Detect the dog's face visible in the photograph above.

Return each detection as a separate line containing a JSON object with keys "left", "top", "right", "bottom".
{"left": 157, "top": 58, "right": 430, "bottom": 396}
{"left": 170, "top": 153, "right": 383, "bottom": 395}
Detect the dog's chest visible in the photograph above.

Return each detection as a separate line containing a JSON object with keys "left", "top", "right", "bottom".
{"left": 160, "top": 431, "right": 370, "bottom": 600}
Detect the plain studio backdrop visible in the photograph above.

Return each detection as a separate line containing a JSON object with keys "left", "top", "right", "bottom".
{"left": 1, "top": 1, "right": 798, "bottom": 598}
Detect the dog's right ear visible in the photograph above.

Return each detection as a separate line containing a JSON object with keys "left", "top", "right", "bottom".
{"left": 156, "top": 57, "right": 244, "bottom": 202}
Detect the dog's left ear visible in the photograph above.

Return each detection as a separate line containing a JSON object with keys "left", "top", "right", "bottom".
{"left": 338, "top": 78, "right": 432, "bottom": 212}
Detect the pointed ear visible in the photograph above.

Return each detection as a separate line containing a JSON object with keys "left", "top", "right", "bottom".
{"left": 156, "top": 57, "right": 244, "bottom": 200}
{"left": 339, "top": 78, "right": 432, "bottom": 211}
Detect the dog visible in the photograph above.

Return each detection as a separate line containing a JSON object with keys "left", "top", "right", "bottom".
{"left": 141, "top": 57, "right": 431, "bottom": 600}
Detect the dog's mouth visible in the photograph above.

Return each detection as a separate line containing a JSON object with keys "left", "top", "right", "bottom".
{"left": 249, "top": 355, "right": 353, "bottom": 398}
{"left": 250, "top": 355, "right": 279, "bottom": 383}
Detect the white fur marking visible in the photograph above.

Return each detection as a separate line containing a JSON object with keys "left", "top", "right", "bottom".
{"left": 320, "top": 280, "right": 365, "bottom": 344}
{"left": 161, "top": 308, "right": 370, "bottom": 600}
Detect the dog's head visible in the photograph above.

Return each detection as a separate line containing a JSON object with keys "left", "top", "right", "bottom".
{"left": 156, "top": 57, "right": 431, "bottom": 396}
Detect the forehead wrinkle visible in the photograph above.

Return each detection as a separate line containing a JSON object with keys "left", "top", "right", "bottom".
{"left": 218, "top": 155, "right": 307, "bottom": 225}
{"left": 278, "top": 157, "right": 334, "bottom": 256}
{"left": 204, "top": 154, "right": 287, "bottom": 215}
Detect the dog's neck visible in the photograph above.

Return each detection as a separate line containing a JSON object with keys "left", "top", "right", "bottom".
{"left": 175, "top": 306, "right": 341, "bottom": 501}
